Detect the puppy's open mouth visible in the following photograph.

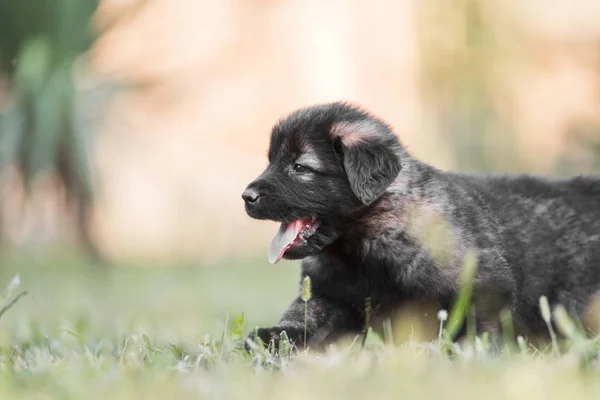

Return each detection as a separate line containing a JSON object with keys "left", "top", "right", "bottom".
{"left": 268, "top": 217, "right": 320, "bottom": 264}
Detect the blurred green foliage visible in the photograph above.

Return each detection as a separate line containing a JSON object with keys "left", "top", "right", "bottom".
{"left": 0, "top": 1, "right": 148, "bottom": 260}
{"left": 0, "top": 0, "right": 102, "bottom": 258}
{"left": 0, "top": 0, "right": 99, "bottom": 187}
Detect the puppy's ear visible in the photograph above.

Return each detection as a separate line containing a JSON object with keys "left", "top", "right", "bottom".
{"left": 331, "top": 119, "right": 402, "bottom": 205}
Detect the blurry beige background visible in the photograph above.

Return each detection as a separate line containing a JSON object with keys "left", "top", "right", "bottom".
{"left": 2, "top": 0, "right": 600, "bottom": 263}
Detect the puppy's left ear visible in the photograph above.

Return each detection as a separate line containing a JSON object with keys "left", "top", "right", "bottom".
{"left": 332, "top": 119, "right": 402, "bottom": 205}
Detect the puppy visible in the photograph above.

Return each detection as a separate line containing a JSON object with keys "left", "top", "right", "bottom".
{"left": 242, "top": 102, "right": 600, "bottom": 350}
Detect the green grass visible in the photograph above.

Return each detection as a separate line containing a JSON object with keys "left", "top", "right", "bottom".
{"left": 0, "top": 248, "right": 600, "bottom": 399}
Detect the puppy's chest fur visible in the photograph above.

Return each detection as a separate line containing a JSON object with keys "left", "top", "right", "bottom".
{"left": 301, "top": 197, "right": 468, "bottom": 320}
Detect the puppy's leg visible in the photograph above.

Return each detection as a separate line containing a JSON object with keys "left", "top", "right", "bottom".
{"left": 246, "top": 296, "right": 362, "bottom": 352}
{"left": 472, "top": 282, "right": 515, "bottom": 353}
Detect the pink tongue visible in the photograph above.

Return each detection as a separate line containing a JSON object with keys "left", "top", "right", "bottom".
{"left": 268, "top": 220, "right": 302, "bottom": 264}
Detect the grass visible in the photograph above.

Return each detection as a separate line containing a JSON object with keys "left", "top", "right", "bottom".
{"left": 0, "top": 248, "right": 600, "bottom": 399}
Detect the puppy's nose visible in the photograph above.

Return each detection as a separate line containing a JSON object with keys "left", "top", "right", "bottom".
{"left": 242, "top": 187, "right": 260, "bottom": 204}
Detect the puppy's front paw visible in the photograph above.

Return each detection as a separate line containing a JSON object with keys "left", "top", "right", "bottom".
{"left": 244, "top": 327, "right": 304, "bottom": 353}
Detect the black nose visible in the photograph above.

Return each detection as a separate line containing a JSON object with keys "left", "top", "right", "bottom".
{"left": 242, "top": 187, "right": 260, "bottom": 204}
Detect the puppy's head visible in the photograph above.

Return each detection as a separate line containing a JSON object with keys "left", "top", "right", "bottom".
{"left": 242, "top": 102, "right": 402, "bottom": 264}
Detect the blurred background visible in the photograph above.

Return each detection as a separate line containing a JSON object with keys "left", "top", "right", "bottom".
{"left": 1, "top": 0, "right": 600, "bottom": 263}
{"left": 0, "top": 0, "right": 599, "bottom": 342}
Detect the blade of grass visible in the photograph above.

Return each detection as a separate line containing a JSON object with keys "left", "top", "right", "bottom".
{"left": 0, "top": 291, "right": 28, "bottom": 321}
{"left": 220, "top": 313, "right": 229, "bottom": 359}
{"left": 444, "top": 249, "right": 478, "bottom": 340}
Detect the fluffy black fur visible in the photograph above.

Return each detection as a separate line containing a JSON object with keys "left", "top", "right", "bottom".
{"left": 242, "top": 102, "right": 600, "bottom": 351}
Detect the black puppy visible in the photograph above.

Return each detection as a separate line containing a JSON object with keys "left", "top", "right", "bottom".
{"left": 242, "top": 102, "right": 600, "bottom": 350}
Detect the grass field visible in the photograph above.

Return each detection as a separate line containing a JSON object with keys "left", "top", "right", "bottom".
{"left": 0, "top": 248, "right": 600, "bottom": 399}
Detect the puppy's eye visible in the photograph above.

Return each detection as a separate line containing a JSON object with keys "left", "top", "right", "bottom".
{"left": 292, "top": 163, "right": 309, "bottom": 173}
